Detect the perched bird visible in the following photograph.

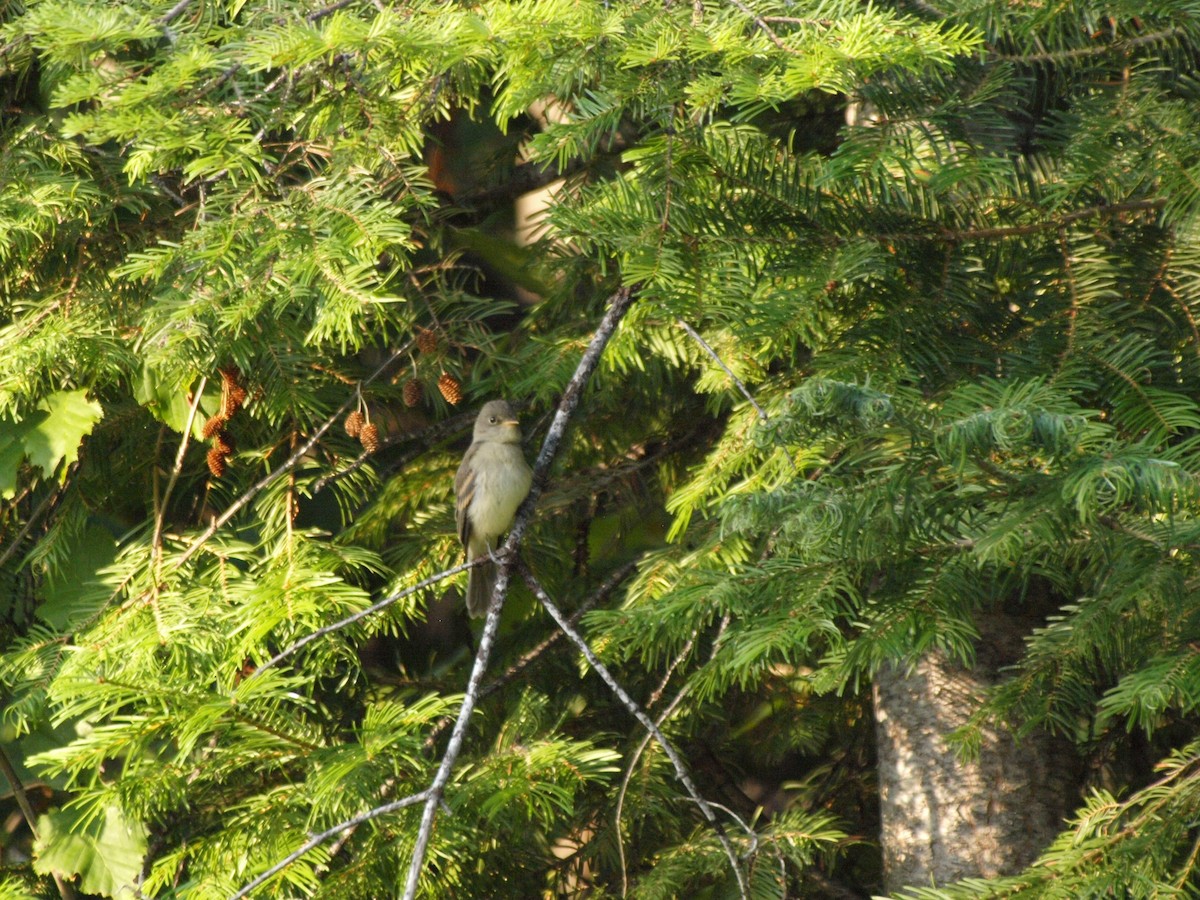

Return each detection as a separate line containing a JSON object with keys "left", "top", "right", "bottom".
{"left": 455, "top": 400, "right": 533, "bottom": 616}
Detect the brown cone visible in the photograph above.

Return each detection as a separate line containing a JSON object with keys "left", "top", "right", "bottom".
{"left": 437, "top": 373, "right": 462, "bottom": 406}
{"left": 360, "top": 422, "right": 380, "bottom": 454}
{"left": 202, "top": 415, "right": 226, "bottom": 439}
{"left": 416, "top": 328, "right": 439, "bottom": 355}
{"left": 206, "top": 447, "right": 227, "bottom": 477}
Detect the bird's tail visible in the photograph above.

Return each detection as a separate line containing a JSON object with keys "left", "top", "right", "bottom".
{"left": 466, "top": 558, "right": 497, "bottom": 618}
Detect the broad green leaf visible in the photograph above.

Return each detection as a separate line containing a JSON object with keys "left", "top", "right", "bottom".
{"left": 0, "top": 411, "right": 47, "bottom": 499}
{"left": 33, "top": 804, "right": 147, "bottom": 899}
{"left": 24, "top": 390, "right": 103, "bottom": 479}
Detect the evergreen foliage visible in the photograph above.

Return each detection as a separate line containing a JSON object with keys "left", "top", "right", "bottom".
{"left": 2, "top": 0, "right": 1200, "bottom": 896}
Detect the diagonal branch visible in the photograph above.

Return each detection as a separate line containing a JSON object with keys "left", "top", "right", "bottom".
{"left": 400, "top": 284, "right": 637, "bottom": 900}
{"left": 677, "top": 319, "right": 768, "bottom": 422}
{"left": 249, "top": 557, "right": 481, "bottom": 678}
{"left": 519, "top": 566, "right": 753, "bottom": 899}
{"left": 229, "top": 790, "right": 431, "bottom": 900}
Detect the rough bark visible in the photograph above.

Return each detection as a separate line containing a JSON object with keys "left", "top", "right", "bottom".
{"left": 873, "top": 610, "right": 1079, "bottom": 893}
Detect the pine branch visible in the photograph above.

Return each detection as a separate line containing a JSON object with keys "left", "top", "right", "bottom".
{"left": 520, "top": 565, "right": 753, "bottom": 900}
{"left": 400, "top": 284, "right": 637, "bottom": 900}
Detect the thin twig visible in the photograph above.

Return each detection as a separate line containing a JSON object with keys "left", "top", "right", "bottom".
{"left": 520, "top": 567, "right": 753, "bottom": 899}
{"left": 249, "top": 557, "right": 481, "bottom": 678}
{"left": 725, "top": 0, "right": 791, "bottom": 51}
{"left": 311, "top": 408, "right": 476, "bottom": 495}
{"left": 307, "top": 0, "right": 357, "bottom": 21}
{"left": 616, "top": 629, "right": 699, "bottom": 896}
{"left": 400, "top": 284, "right": 638, "bottom": 900}
{"left": 0, "top": 482, "right": 63, "bottom": 572}
{"left": 480, "top": 559, "right": 641, "bottom": 700}
{"left": 677, "top": 319, "right": 768, "bottom": 422}
{"left": 177, "top": 346, "right": 409, "bottom": 568}
{"left": 0, "top": 746, "right": 76, "bottom": 900}
{"left": 156, "top": 0, "right": 192, "bottom": 26}
{"left": 152, "top": 376, "right": 206, "bottom": 579}
{"left": 228, "top": 790, "right": 431, "bottom": 899}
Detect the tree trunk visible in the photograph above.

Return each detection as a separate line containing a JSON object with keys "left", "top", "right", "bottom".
{"left": 873, "top": 610, "right": 1079, "bottom": 893}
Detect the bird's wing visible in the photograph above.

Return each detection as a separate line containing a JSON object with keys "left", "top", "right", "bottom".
{"left": 454, "top": 444, "right": 476, "bottom": 548}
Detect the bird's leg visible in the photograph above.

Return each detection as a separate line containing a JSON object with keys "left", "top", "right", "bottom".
{"left": 485, "top": 538, "right": 504, "bottom": 565}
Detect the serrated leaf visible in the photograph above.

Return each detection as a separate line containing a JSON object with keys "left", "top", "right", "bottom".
{"left": 24, "top": 390, "right": 103, "bottom": 479}
{"left": 33, "top": 804, "right": 147, "bottom": 898}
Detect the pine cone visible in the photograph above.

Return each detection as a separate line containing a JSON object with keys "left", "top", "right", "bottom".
{"left": 206, "top": 447, "right": 227, "bottom": 477}
{"left": 219, "top": 366, "right": 247, "bottom": 418}
{"left": 359, "top": 422, "right": 381, "bottom": 454}
{"left": 344, "top": 410, "right": 365, "bottom": 438}
{"left": 202, "top": 414, "right": 226, "bottom": 440}
{"left": 213, "top": 430, "right": 235, "bottom": 456}
{"left": 437, "top": 373, "right": 462, "bottom": 406}
{"left": 402, "top": 378, "right": 422, "bottom": 408}
{"left": 225, "top": 383, "right": 249, "bottom": 417}
{"left": 416, "top": 327, "right": 439, "bottom": 355}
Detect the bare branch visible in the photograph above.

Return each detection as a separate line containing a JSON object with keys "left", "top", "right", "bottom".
{"left": 481, "top": 558, "right": 641, "bottom": 700}
{"left": 307, "top": 0, "right": 357, "bottom": 22}
{"left": 152, "top": 376, "right": 206, "bottom": 578}
{"left": 677, "top": 319, "right": 768, "bottom": 422}
{"left": 725, "top": 0, "right": 792, "bottom": 52}
{"left": 156, "top": 0, "right": 192, "bottom": 26}
{"left": 616, "top": 628, "right": 700, "bottom": 895}
{"left": 229, "top": 790, "right": 431, "bottom": 899}
{"left": 401, "top": 284, "right": 638, "bottom": 900}
{"left": 249, "top": 557, "right": 481, "bottom": 678}
{"left": 519, "top": 566, "right": 753, "bottom": 899}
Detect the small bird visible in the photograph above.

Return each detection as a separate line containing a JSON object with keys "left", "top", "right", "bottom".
{"left": 455, "top": 400, "right": 533, "bottom": 617}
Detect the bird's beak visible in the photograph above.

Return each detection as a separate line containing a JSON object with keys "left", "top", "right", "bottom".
{"left": 501, "top": 418, "right": 519, "bottom": 427}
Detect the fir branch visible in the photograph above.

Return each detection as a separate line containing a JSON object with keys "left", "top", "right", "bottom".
{"left": 400, "top": 284, "right": 638, "bottom": 900}
{"left": 0, "top": 481, "right": 65, "bottom": 572}
{"left": 993, "top": 28, "right": 1189, "bottom": 65}
{"left": 520, "top": 565, "right": 754, "bottom": 898}
{"left": 932, "top": 198, "right": 1165, "bottom": 244}
{"left": 229, "top": 790, "right": 432, "bottom": 900}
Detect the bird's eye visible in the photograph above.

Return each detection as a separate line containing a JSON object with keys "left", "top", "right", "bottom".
{"left": 489, "top": 416, "right": 497, "bottom": 424}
